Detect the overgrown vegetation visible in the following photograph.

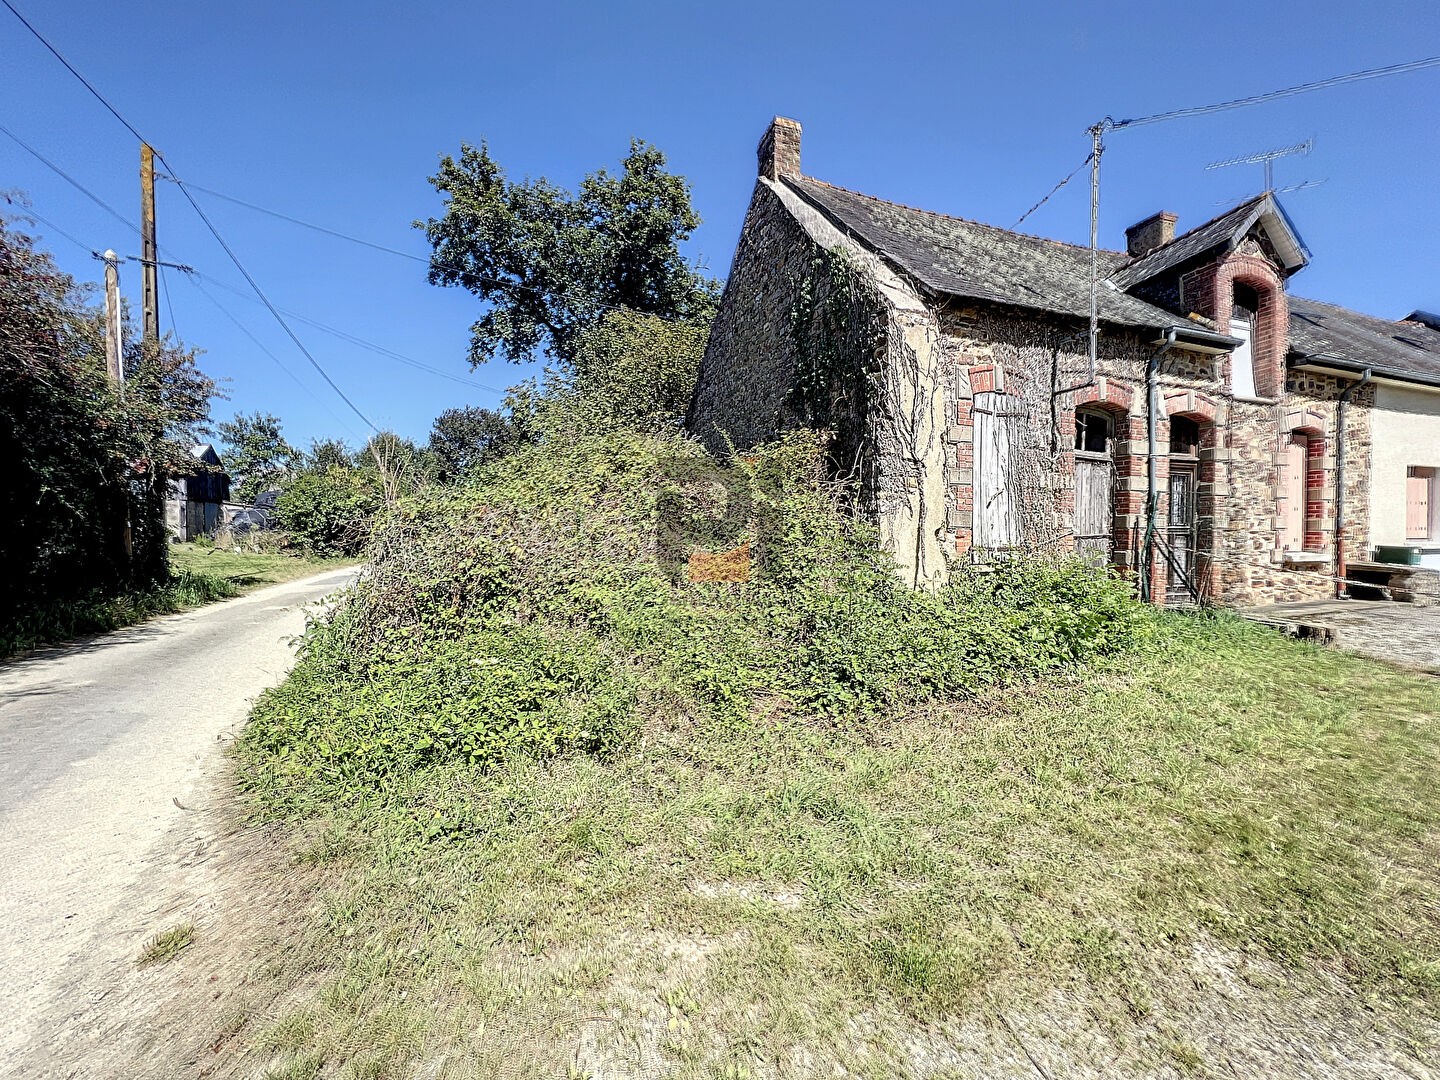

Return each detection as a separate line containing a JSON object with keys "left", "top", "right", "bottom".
{"left": 242, "top": 430, "right": 1146, "bottom": 800}
{"left": 0, "top": 208, "right": 215, "bottom": 648}
{"left": 226, "top": 441, "right": 1440, "bottom": 1073}
{"left": 135, "top": 923, "right": 195, "bottom": 968}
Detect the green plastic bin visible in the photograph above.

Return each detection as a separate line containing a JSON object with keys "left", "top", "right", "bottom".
{"left": 1374, "top": 545, "right": 1422, "bottom": 566}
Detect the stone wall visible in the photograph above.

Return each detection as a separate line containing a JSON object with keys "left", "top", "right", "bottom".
{"left": 689, "top": 182, "right": 815, "bottom": 455}
{"left": 933, "top": 305, "right": 1372, "bottom": 607}
{"left": 689, "top": 178, "right": 952, "bottom": 587}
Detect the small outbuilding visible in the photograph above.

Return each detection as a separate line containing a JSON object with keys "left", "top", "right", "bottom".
{"left": 166, "top": 443, "right": 231, "bottom": 541}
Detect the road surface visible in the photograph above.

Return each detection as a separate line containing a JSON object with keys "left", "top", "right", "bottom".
{"left": 0, "top": 566, "right": 359, "bottom": 1076}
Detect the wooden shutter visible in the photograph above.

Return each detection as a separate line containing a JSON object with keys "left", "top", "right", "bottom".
{"left": 973, "top": 392, "right": 1023, "bottom": 552}
{"left": 1408, "top": 468, "right": 1433, "bottom": 539}
{"left": 1280, "top": 433, "right": 1308, "bottom": 551}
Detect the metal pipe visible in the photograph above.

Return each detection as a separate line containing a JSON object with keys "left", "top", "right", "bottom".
{"left": 1141, "top": 328, "right": 1179, "bottom": 602}
{"left": 1334, "top": 366, "right": 1373, "bottom": 597}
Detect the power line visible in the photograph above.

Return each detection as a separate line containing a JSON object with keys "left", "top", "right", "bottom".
{"left": 164, "top": 173, "right": 380, "bottom": 432}
{"left": 156, "top": 174, "right": 432, "bottom": 267}
{"left": 2, "top": 0, "right": 381, "bottom": 434}
{"left": 2, "top": 198, "right": 101, "bottom": 255}
{"left": 186, "top": 274, "right": 364, "bottom": 440}
{"left": 1013, "top": 152, "right": 1093, "bottom": 230}
{"left": 154, "top": 171, "right": 706, "bottom": 325}
{"left": 0, "top": 121, "right": 138, "bottom": 236}
{"left": 1110, "top": 55, "right": 1440, "bottom": 129}
{"left": 188, "top": 270, "right": 513, "bottom": 395}
{"left": 0, "top": 0, "right": 149, "bottom": 145}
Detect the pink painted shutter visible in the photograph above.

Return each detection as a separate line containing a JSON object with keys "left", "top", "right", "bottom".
{"left": 1408, "top": 471, "right": 1431, "bottom": 539}
{"left": 1281, "top": 435, "right": 1307, "bottom": 551}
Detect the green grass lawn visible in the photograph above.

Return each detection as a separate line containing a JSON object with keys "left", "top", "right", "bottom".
{"left": 1, "top": 543, "right": 355, "bottom": 659}
{"left": 222, "top": 613, "right": 1440, "bottom": 1079}
{"left": 168, "top": 542, "right": 354, "bottom": 594}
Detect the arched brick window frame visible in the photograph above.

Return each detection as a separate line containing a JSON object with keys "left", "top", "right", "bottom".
{"left": 1184, "top": 252, "right": 1289, "bottom": 401}
{"left": 1065, "top": 380, "right": 1140, "bottom": 570}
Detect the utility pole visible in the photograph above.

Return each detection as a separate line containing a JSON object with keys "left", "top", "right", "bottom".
{"left": 140, "top": 143, "right": 159, "bottom": 345}
{"left": 102, "top": 250, "right": 125, "bottom": 390}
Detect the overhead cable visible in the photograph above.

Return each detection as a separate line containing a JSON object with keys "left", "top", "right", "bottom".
{"left": 1013, "top": 152, "right": 1093, "bottom": 229}
{"left": 0, "top": 121, "right": 138, "bottom": 236}
{"left": 1111, "top": 55, "right": 1440, "bottom": 129}
{"left": 2, "top": 0, "right": 381, "bottom": 433}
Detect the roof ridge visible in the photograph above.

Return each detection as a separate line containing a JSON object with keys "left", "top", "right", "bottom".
{"left": 789, "top": 175, "right": 1127, "bottom": 257}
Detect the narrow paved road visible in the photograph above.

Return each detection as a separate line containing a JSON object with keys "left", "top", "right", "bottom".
{"left": 0, "top": 566, "right": 359, "bottom": 1074}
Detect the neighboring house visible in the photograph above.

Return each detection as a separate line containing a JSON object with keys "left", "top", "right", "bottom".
{"left": 166, "top": 444, "right": 231, "bottom": 541}
{"left": 690, "top": 117, "right": 1440, "bottom": 606}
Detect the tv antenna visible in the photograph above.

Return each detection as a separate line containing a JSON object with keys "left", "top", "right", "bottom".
{"left": 1205, "top": 138, "right": 1313, "bottom": 191}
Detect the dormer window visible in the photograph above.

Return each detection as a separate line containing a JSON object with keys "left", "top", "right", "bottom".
{"left": 1230, "top": 283, "right": 1260, "bottom": 399}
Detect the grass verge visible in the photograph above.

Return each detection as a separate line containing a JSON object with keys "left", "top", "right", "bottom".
{"left": 0, "top": 544, "right": 353, "bottom": 659}
{"left": 224, "top": 611, "right": 1440, "bottom": 1078}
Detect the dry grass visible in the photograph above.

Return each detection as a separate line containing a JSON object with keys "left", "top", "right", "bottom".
{"left": 201, "top": 612, "right": 1440, "bottom": 1077}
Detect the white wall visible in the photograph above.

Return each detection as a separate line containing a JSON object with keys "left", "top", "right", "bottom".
{"left": 1370, "top": 381, "right": 1440, "bottom": 568}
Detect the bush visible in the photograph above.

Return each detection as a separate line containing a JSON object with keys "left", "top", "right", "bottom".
{"left": 240, "top": 429, "right": 1151, "bottom": 805}
{"left": 275, "top": 466, "right": 383, "bottom": 557}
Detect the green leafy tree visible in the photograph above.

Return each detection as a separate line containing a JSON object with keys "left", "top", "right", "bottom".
{"left": 0, "top": 208, "right": 215, "bottom": 629}
{"left": 416, "top": 139, "right": 720, "bottom": 369}
{"left": 568, "top": 309, "right": 710, "bottom": 430}
{"left": 305, "top": 437, "right": 353, "bottom": 472}
{"left": 217, "top": 411, "right": 299, "bottom": 502}
{"left": 428, "top": 404, "right": 532, "bottom": 482}
{"left": 275, "top": 466, "right": 382, "bottom": 557}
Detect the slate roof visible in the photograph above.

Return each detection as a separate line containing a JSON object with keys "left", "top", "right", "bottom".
{"left": 785, "top": 175, "right": 1437, "bottom": 385}
{"left": 1289, "top": 296, "right": 1440, "bottom": 381}
{"left": 786, "top": 177, "right": 1183, "bottom": 330}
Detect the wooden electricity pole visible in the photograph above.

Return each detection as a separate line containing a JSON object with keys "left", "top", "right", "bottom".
{"left": 140, "top": 143, "right": 159, "bottom": 345}
{"left": 102, "top": 249, "right": 124, "bottom": 389}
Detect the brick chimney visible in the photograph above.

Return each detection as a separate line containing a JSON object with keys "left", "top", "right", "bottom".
{"left": 757, "top": 117, "right": 801, "bottom": 181}
{"left": 1125, "top": 211, "right": 1178, "bottom": 257}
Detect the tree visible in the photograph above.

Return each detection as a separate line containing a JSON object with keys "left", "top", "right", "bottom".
{"left": 568, "top": 309, "right": 710, "bottom": 430}
{"left": 275, "top": 467, "right": 382, "bottom": 557}
{"left": 218, "top": 411, "right": 299, "bottom": 502}
{"left": 304, "top": 437, "right": 353, "bottom": 472}
{"left": 428, "top": 404, "right": 532, "bottom": 482}
{"left": 0, "top": 208, "right": 215, "bottom": 628}
{"left": 416, "top": 139, "right": 720, "bottom": 370}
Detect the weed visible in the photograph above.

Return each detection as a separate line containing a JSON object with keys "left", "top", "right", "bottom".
{"left": 135, "top": 923, "right": 195, "bottom": 968}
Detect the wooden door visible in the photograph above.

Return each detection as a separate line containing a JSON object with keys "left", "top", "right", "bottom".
{"left": 973, "top": 392, "right": 1023, "bottom": 553}
{"left": 1074, "top": 455, "right": 1113, "bottom": 561}
{"left": 1409, "top": 468, "right": 1433, "bottom": 540}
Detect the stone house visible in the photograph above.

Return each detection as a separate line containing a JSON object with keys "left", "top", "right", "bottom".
{"left": 689, "top": 117, "right": 1440, "bottom": 606}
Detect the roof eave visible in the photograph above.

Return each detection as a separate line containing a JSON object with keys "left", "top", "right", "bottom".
{"left": 1292, "top": 352, "right": 1440, "bottom": 390}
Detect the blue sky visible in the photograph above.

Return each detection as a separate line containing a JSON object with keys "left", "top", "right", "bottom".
{"left": 3, "top": 0, "right": 1436, "bottom": 451}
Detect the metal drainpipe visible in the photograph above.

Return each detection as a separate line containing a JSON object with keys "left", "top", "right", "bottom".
{"left": 1141, "top": 329, "right": 1178, "bottom": 603}
{"left": 1334, "top": 367, "right": 1373, "bottom": 598}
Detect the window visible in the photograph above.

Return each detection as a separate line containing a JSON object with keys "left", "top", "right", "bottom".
{"left": 1409, "top": 467, "right": 1435, "bottom": 540}
{"left": 1229, "top": 284, "right": 1259, "bottom": 399}
{"left": 1169, "top": 416, "right": 1200, "bottom": 458}
{"left": 1074, "top": 408, "right": 1112, "bottom": 455}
